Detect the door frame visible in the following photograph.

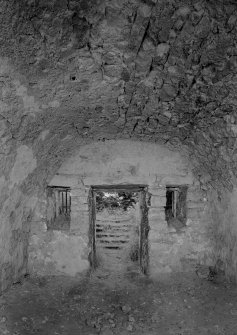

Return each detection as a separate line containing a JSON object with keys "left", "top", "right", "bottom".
{"left": 88, "top": 184, "right": 150, "bottom": 274}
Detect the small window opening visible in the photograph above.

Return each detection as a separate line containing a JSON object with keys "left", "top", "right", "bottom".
{"left": 46, "top": 186, "right": 71, "bottom": 230}
{"left": 165, "top": 186, "right": 187, "bottom": 230}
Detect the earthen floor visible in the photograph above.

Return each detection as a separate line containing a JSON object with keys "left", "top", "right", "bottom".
{"left": 0, "top": 271, "right": 236, "bottom": 335}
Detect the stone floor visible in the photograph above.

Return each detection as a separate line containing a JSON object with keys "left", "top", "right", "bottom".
{"left": 0, "top": 271, "right": 237, "bottom": 335}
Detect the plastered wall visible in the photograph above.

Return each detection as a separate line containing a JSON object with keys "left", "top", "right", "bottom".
{"left": 29, "top": 140, "right": 213, "bottom": 277}
{"left": 208, "top": 188, "right": 237, "bottom": 281}
{"left": 0, "top": 145, "right": 38, "bottom": 292}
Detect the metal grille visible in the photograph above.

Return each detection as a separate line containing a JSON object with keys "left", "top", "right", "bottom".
{"left": 58, "top": 189, "right": 71, "bottom": 215}
{"left": 47, "top": 186, "right": 71, "bottom": 217}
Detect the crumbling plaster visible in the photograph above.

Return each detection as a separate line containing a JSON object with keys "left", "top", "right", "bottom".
{"left": 0, "top": 0, "right": 237, "bottom": 290}
{"left": 29, "top": 141, "right": 212, "bottom": 277}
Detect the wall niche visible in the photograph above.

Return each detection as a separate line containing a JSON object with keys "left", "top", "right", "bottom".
{"left": 46, "top": 186, "right": 71, "bottom": 231}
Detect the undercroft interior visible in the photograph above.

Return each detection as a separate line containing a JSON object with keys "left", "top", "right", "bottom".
{"left": 0, "top": 0, "right": 237, "bottom": 333}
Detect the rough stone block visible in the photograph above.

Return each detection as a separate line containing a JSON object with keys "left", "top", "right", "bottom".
{"left": 186, "top": 190, "right": 204, "bottom": 202}
{"left": 187, "top": 201, "right": 204, "bottom": 209}
{"left": 138, "top": 4, "right": 151, "bottom": 17}
{"left": 69, "top": 189, "right": 80, "bottom": 197}
{"left": 149, "top": 208, "right": 166, "bottom": 219}
{"left": 162, "top": 175, "right": 193, "bottom": 185}
{"left": 77, "top": 197, "right": 89, "bottom": 205}
{"left": 70, "top": 216, "right": 89, "bottom": 230}
{"left": 149, "top": 188, "right": 165, "bottom": 196}
{"left": 149, "top": 216, "right": 166, "bottom": 226}
{"left": 187, "top": 208, "right": 203, "bottom": 219}
{"left": 150, "top": 195, "right": 166, "bottom": 207}
{"left": 149, "top": 223, "right": 168, "bottom": 235}
{"left": 72, "top": 203, "right": 88, "bottom": 211}
{"left": 149, "top": 217, "right": 167, "bottom": 228}
{"left": 30, "top": 220, "right": 47, "bottom": 235}
{"left": 71, "top": 197, "right": 80, "bottom": 203}
{"left": 156, "top": 43, "right": 170, "bottom": 58}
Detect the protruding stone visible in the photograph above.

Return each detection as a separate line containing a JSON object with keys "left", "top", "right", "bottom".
{"left": 142, "top": 38, "right": 155, "bottom": 51}
{"left": 174, "top": 6, "right": 191, "bottom": 18}
{"left": 138, "top": 4, "right": 152, "bottom": 18}
{"left": 173, "top": 19, "right": 184, "bottom": 30}
{"left": 156, "top": 43, "right": 170, "bottom": 59}
{"left": 227, "top": 14, "right": 237, "bottom": 31}
{"left": 151, "top": 195, "right": 166, "bottom": 207}
{"left": 169, "top": 29, "right": 177, "bottom": 43}
{"left": 160, "top": 84, "right": 177, "bottom": 101}
{"left": 143, "top": 70, "right": 160, "bottom": 87}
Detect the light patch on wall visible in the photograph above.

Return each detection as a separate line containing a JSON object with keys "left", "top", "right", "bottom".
{"left": 62, "top": 135, "right": 73, "bottom": 141}
{"left": 51, "top": 232, "right": 89, "bottom": 276}
{"left": 39, "top": 130, "right": 50, "bottom": 141}
{"left": 14, "top": 79, "right": 40, "bottom": 114}
{"left": 0, "top": 57, "right": 12, "bottom": 75}
{"left": 10, "top": 145, "right": 37, "bottom": 186}
{"left": 48, "top": 100, "right": 60, "bottom": 108}
{"left": 0, "top": 176, "right": 6, "bottom": 190}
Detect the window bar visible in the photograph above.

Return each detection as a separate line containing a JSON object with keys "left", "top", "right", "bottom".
{"left": 62, "top": 192, "right": 64, "bottom": 213}
{"left": 69, "top": 192, "right": 71, "bottom": 213}
{"left": 61, "top": 191, "right": 63, "bottom": 214}
{"left": 56, "top": 191, "right": 58, "bottom": 216}
{"left": 66, "top": 191, "right": 67, "bottom": 214}
{"left": 173, "top": 189, "right": 177, "bottom": 218}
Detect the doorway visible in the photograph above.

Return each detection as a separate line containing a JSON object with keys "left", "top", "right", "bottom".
{"left": 88, "top": 185, "right": 149, "bottom": 276}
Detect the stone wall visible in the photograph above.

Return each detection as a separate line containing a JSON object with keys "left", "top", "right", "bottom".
{"left": 208, "top": 188, "right": 237, "bottom": 282}
{"left": 29, "top": 140, "right": 212, "bottom": 277}
{"left": 0, "top": 144, "right": 38, "bottom": 292}
{"left": 0, "top": 0, "right": 237, "bottom": 290}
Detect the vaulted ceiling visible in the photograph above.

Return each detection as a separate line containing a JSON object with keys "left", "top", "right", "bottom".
{"left": 0, "top": 0, "right": 237, "bottom": 192}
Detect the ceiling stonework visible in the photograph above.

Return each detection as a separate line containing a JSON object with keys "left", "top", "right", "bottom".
{"left": 0, "top": 0, "right": 237, "bottom": 190}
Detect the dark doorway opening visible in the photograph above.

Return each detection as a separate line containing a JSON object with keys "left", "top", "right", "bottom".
{"left": 165, "top": 186, "right": 187, "bottom": 231}
{"left": 165, "top": 186, "right": 187, "bottom": 223}
{"left": 88, "top": 185, "right": 149, "bottom": 276}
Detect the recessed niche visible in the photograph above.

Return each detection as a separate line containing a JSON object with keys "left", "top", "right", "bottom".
{"left": 46, "top": 186, "right": 71, "bottom": 231}
{"left": 165, "top": 186, "right": 187, "bottom": 230}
